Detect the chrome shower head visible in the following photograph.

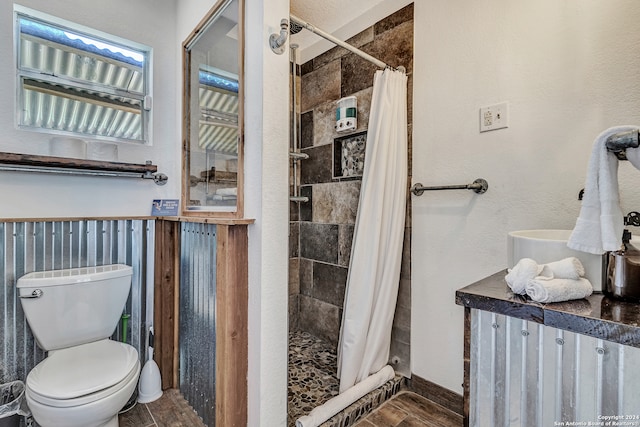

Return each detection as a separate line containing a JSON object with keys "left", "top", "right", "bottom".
{"left": 290, "top": 20, "right": 303, "bottom": 35}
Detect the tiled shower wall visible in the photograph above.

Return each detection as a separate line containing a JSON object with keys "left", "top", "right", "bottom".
{"left": 289, "top": 4, "right": 414, "bottom": 377}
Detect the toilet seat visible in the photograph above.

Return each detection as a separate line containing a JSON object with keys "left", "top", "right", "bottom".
{"left": 27, "top": 340, "right": 139, "bottom": 408}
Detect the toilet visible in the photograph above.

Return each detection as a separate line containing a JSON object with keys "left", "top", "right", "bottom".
{"left": 17, "top": 264, "right": 141, "bottom": 427}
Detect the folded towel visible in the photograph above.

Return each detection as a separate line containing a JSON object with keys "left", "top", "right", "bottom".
{"left": 506, "top": 258, "right": 543, "bottom": 295}
{"left": 539, "top": 257, "right": 585, "bottom": 280}
{"left": 525, "top": 277, "right": 593, "bottom": 303}
{"left": 568, "top": 126, "right": 640, "bottom": 255}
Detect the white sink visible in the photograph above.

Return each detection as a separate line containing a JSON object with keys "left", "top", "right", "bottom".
{"left": 507, "top": 230, "right": 605, "bottom": 291}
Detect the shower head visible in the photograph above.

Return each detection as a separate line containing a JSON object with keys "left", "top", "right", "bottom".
{"left": 290, "top": 20, "right": 303, "bottom": 35}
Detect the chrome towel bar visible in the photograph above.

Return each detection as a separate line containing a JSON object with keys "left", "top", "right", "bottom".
{"left": 606, "top": 129, "right": 640, "bottom": 160}
{"left": 411, "top": 178, "right": 489, "bottom": 196}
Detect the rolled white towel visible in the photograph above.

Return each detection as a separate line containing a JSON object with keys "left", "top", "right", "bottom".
{"left": 295, "top": 365, "right": 395, "bottom": 427}
{"left": 539, "top": 257, "right": 585, "bottom": 280}
{"left": 506, "top": 258, "right": 543, "bottom": 295}
{"left": 525, "top": 277, "right": 593, "bottom": 303}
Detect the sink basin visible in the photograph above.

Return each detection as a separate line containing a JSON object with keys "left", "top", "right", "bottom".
{"left": 508, "top": 230, "right": 605, "bottom": 291}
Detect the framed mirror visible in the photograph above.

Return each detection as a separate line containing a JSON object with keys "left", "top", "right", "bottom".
{"left": 182, "top": 0, "right": 244, "bottom": 217}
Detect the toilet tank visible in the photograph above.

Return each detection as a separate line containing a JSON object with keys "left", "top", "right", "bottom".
{"left": 17, "top": 264, "right": 133, "bottom": 351}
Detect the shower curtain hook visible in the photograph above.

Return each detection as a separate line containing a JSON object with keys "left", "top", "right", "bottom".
{"left": 270, "top": 19, "right": 289, "bottom": 55}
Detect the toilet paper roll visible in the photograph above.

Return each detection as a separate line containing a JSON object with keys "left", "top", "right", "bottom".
{"left": 49, "top": 137, "right": 86, "bottom": 159}
{"left": 86, "top": 141, "right": 118, "bottom": 161}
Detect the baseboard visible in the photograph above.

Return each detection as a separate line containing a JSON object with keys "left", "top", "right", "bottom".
{"left": 405, "top": 374, "right": 463, "bottom": 415}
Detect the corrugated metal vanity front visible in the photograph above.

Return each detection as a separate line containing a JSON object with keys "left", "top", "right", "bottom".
{"left": 456, "top": 272, "right": 640, "bottom": 427}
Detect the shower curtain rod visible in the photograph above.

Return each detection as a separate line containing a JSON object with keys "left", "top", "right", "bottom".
{"left": 289, "top": 14, "right": 404, "bottom": 72}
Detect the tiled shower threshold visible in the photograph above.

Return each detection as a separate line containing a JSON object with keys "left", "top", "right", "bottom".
{"left": 288, "top": 331, "right": 403, "bottom": 427}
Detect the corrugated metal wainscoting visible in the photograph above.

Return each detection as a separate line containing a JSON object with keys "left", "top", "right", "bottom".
{"left": 179, "top": 222, "right": 217, "bottom": 427}
{"left": 470, "top": 308, "right": 640, "bottom": 426}
{"left": 0, "top": 219, "right": 154, "bottom": 384}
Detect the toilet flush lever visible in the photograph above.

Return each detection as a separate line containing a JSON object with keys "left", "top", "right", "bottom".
{"left": 19, "top": 289, "right": 43, "bottom": 299}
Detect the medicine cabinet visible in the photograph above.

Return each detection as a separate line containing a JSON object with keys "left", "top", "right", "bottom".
{"left": 182, "top": 0, "right": 244, "bottom": 217}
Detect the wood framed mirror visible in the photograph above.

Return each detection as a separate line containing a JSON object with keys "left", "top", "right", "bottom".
{"left": 182, "top": 0, "right": 244, "bottom": 217}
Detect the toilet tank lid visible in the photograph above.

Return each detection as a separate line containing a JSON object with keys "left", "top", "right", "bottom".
{"left": 17, "top": 264, "right": 132, "bottom": 288}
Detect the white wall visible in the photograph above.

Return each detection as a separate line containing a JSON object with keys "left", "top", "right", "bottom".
{"left": 0, "top": 0, "right": 179, "bottom": 218}
{"left": 412, "top": 0, "right": 640, "bottom": 394}
{"left": 244, "top": 0, "right": 290, "bottom": 424}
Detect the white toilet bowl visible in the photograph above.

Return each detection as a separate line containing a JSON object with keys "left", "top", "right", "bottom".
{"left": 25, "top": 339, "right": 140, "bottom": 427}
{"left": 17, "top": 265, "right": 139, "bottom": 427}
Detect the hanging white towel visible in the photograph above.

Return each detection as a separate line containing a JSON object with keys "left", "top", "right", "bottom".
{"left": 624, "top": 142, "right": 640, "bottom": 170}
{"left": 568, "top": 126, "right": 640, "bottom": 255}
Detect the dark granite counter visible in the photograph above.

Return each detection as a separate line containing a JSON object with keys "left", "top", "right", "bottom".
{"left": 456, "top": 270, "right": 640, "bottom": 348}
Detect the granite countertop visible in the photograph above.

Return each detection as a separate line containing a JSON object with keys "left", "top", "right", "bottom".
{"left": 455, "top": 270, "right": 640, "bottom": 348}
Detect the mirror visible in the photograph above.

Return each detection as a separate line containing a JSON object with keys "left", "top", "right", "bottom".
{"left": 182, "top": 0, "right": 243, "bottom": 216}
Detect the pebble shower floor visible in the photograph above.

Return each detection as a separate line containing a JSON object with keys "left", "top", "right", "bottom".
{"left": 288, "top": 331, "right": 403, "bottom": 427}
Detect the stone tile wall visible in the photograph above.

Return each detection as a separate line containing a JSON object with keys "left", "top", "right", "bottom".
{"left": 290, "top": 4, "right": 414, "bottom": 377}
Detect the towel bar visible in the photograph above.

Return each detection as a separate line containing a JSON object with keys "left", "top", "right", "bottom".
{"left": 606, "top": 129, "right": 639, "bottom": 160}
{"left": 411, "top": 178, "right": 488, "bottom": 196}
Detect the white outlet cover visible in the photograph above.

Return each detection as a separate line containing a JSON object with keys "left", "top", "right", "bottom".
{"left": 480, "top": 102, "right": 509, "bottom": 132}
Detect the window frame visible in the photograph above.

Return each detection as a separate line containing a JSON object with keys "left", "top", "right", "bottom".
{"left": 13, "top": 5, "right": 153, "bottom": 145}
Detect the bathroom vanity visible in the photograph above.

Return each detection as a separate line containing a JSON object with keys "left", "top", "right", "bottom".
{"left": 456, "top": 272, "right": 640, "bottom": 427}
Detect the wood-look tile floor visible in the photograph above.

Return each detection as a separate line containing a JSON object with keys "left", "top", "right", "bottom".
{"left": 353, "top": 391, "right": 463, "bottom": 427}
{"left": 118, "top": 389, "right": 205, "bottom": 427}
{"left": 118, "top": 388, "right": 461, "bottom": 427}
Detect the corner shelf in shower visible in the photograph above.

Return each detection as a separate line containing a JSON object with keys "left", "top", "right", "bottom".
{"left": 0, "top": 151, "right": 168, "bottom": 185}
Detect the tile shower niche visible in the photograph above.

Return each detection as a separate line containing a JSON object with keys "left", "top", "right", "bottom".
{"left": 333, "top": 131, "right": 367, "bottom": 179}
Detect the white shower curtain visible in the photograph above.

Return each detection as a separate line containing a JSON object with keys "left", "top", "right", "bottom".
{"left": 337, "top": 68, "right": 408, "bottom": 393}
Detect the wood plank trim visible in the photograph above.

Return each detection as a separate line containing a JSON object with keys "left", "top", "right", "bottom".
{"left": 0, "top": 151, "right": 157, "bottom": 173}
{"left": 215, "top": 224, "right": 248, "bottom": 426}
{"left": 153, "top": 220, "right": 180, "bottom": 390}
{"left": 159, "top": 216, "right": 255, "bottom": 225}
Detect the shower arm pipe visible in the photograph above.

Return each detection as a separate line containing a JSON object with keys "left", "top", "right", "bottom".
{"left": 411, "top": 178, "right": 489, "bottom": 196}
{"left": 290, "top": 14, "right": 393, "bottom": 71}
